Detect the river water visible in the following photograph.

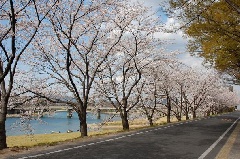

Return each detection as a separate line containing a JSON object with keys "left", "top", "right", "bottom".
{"left": 6, "top": 111, "right": 119, "bottom": 136}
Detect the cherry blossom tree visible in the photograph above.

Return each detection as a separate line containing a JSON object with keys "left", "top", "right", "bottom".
{"left": 137, "top": 61, "right": 172, "bottom": 126}
{"left": 95, "top": 5, "right": 163, "bottom": 130}
{"left": 0, "top": 0, "right": 58, "bottom": 149}
{"left": 23, "top": 0, "right": 163, "bottom": 135}
{"left": 201, "top": 83, "right": 239, "bottom": 116}
{"left": 171, "top": 67, "right": 239, "bottom": 120}
{"left": 164, "top": 63, "right": 190, "bottom": 121}
{"left": 138, "top": 73, "right": 159, "bottom": 126}
{"left": 137, "top": 59, "right": 184, "bottom": 124}
{"left": 156, "top": 61, "right": 180, "bottom": 123}
{"left": 139, "top": 60, "right": 238, "bottom": 122}
{"left": 191, "top": 72, "right": 221, "bottom": 118}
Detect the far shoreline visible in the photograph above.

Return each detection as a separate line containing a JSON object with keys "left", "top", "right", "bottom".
{"left": 6, "top": 109, "right": 119, "bottom": 118}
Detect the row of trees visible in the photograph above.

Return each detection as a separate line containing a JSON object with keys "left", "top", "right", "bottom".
{"left": 0, "top": 0, "right": 239, "bottom": 150}
{"left": 95, "top": 59, "right": 239, "bottom": 128}
{"left": 136, "top": 62, "right": 238, "bottom": 126}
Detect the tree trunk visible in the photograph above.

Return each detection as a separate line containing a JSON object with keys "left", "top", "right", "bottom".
{"left": 185, "top": 112, "right": 189, "bottom": 120}
{"left": 176, "top": 113, "right": 181, "bottom": 121}
{"left": 166, "top": 96, "right": 171, "bottom": 123}
{"left": 185, "top": 106, "right": 189, "bottom": 120}
{"left": 207, "top": 110, "right": 210, "bottom": 116}
{"left": 0, "top": 79, "right": 8, "bottom": 150}
{"left": 0, "top": 120, "right": 7, "bottom": 150}
{"left": 80, "top": 120, "right": 87, "bottom": 137}
{"left": 192, "top": 110, "right": 196, "bottom": 119}
{"left": 120, "top": 110, "right": 129, "bottom": 131}
{"left": 0, "top": 101, "right": 7, "bottom": 150}
{"left": 186, "top": 114, "right": 189, "bottom": 120}
{"left": 167, "top": 107, "right": 171, "bottom": 123}
{"left": 121, "top": 117, "right": 129, "bottom": 131}
{"left": 179, "top": 85, "right": 183, "bottom": 121}
{"left": 78, "top": 110, "right": 88, "bottom": 137}
{"left": 148, "top": 117, "right": 153, "bottom": 126}
{"left": 211, "top": 106, "right": 214, "bottom": 115}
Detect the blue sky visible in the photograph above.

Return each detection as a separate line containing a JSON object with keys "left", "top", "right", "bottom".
{"left": 130, "top": 0, "right": 205, "bottom": 69}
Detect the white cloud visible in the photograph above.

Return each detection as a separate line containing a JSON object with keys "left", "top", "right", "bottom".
{"left": 130, "top": 1, "right": 206, "bottom": 70}
{"left": 178, "top": 53, "right": 205, "bottom": 69}
{"left": 130, "top": 0, "right": 165, "bottom": 7}
{"left": 155, "top": 17, "right": 188, "bottom": 52}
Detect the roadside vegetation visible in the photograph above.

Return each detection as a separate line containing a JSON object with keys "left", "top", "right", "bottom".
{"left": 6, "top": 116, "right": 181, "bottom": 148}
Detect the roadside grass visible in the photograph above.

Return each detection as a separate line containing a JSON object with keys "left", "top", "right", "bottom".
{"left": 6, "top": 116, "right": 184, "bottom": 148}
{"left": 7, "top": 128, "right": 127, "bottom": 148}
{"left": 7, "top": 132, "right": 81, "bottom": 148}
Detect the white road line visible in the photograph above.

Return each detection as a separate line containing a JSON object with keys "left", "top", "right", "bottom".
{"left": 63, "top": 148, "right": 73, "bottom": 151}
{"left": 45, "top": 152, "right": 55, "bottom": 155}
{"left": 18, "top": 154, "right": 45, "bottom": 159}
{"left": 127, "top": 134, "right": 133, "bottom": 137}
{"left": 30, "top": 154, "right": 42, "bottom": 157}
{"left": 198, "top": 117, "right": 240, "bottom": 159}
{"left": 96, "top": 140, "right": 104, "bottom": 144}
{"left": 53, "top": 150, "right": 63, "bottom": 153}
{"left": 105, "top": 139, "right": 114, "bottom": 142}
{"left": 74, "top": 145, "right": 86, "bottom": 149}
{"left": 117, "top": 135, "right": 126, "bottom": 139}
{"left": 114, "top": 136, "right": 123, "bottom": 140}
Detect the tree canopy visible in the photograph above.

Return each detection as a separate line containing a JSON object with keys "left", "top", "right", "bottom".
{"left": 169, "top": 0, "right": 240, "bottom": 81}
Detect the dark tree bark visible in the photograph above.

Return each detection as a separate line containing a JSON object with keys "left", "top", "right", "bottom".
{"left": 120, "top": 112, "right": 129, "bottom": 131}
{"left": 0, "top": 62, "right": 12, "bottom": 149}
{"left": 148, "top": 117, "right": 153, "bottom": 126}
{"left": 77, "top": 106, "right": 88, "bottom": 136}
{"left": 192, "top": 110, "right": 196, "bottom": 119}
{"left": 166, "top": 95, "right": 171, "bottom": 123}
{"left": 80, "top": 119, "right": 88, "bottom": 137}
{"left": 185, "top": 109, "right": 190, "bottom": 120}
{"left": 0, "top": 102, "right": 7, "bottom": 149}
{"left": 120, "top": 99, "right": 129, "bottom": 131}
{"left": 0, "top": 66, "right": 12, "bottom": 149}
{"left": 176, "top": 113, "right": 181, "bottom": 121}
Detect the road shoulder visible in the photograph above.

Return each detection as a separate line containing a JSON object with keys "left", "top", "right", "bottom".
{"left": 215, "top": 120, "right": 240, "bottom": 159}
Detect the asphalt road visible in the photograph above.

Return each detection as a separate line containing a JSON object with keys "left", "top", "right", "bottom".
{"left": 8, "top": 111, "right": 240, "bottom": 159}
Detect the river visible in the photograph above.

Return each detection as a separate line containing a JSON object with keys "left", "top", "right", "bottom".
{"left": 6, "top": 111, "right": 120, "bottom": 136}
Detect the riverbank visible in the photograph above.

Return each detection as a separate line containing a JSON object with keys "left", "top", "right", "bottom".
{"left": 6, "top": 116, "right": 179, "bottom": 148}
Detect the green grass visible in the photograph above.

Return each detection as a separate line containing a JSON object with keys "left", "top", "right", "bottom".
{"left": 5, "top": 116, "right": 188, "bottom": 148}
